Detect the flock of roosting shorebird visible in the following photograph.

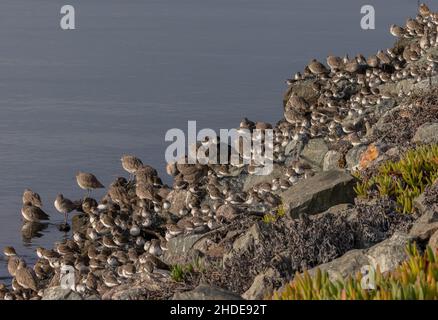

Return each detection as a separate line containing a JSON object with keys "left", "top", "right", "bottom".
{"left": 1, "top": 3, "right": 438, "bottom": 300}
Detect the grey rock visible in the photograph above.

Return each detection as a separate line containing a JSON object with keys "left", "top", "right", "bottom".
{"left": 242, "top": 268, "right": 280, "bottom": 300}
{"left": 284, "top": 140, "right": 298, "bottom": 156}
{"left": 306, "top": 232, "right": 414, "bottom": 281}
{"left": 172, "top": 284, "right": 242, "bottom": 300}
{"left": 223, "top": 222, "right": 266, "bottom": 263}
{"left": 345, "top": 145, "right": 367, "bottom": 170}
{"left": 365, "top": 232, "right": 414, "bottom": 273}
{"left": 300, "top": 138, "right": 328, "bottom": 170}
{"left": 280, "top": 170, "right": 356, "bottom": 218}
{"left": 410, "top": 193, "right": 438, "bottom": 241}
{"left": 412, "top": 122, "right": 438, "bottom": 144}
{"left": 243, "top": 164, "right": 285, "bottom": 192}
{"left": 41, "top": 286, "right": 83, "bottom": 300}
{"left": 429, "top": 230, "right": 438, "bottom": 252}
{"left": 323, "top": 150, "right": 343, "bottom": 171}
{"left": 307, "top": 249, "right": 369, "bottom": 282}
{"left": 164, "top": 234, "right": 206, "bottom": 264}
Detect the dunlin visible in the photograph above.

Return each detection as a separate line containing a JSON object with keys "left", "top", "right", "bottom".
{"left": 21, "top": 203, "right": 49, "bottom": 222}
{"left": 419, "top": 3, "right": 430, "bottom": 17}
{"left": 121, "top": 154, "right": 143, "bottom": 180}
{"left": 15, "top": 259, "right": 38, "bottom": 291}
{"left": 22, "top": 189, "right": 42, "bottom": 208}
{"left": 326, "top": 55, "right": 343, "bottom": 71}
{"left": 76, "top": 171, "right": 104, "bottom": 197}
{"left": 8, "top": 258, "right": 19, "bottom": 277}
{"left": 308, "top": 59, "right": 329, "bottom": 75}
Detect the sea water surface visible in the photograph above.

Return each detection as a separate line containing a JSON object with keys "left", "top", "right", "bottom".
{"left": 0, "top": 0, "right": 436, "bottom": 281}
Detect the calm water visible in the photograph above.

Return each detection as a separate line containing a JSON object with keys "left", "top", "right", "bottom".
{"left": 0, "top": 0, "right": 435, "bottom": 280}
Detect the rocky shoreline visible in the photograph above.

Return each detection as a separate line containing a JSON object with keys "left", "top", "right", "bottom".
{"left": 1, "top": 5, "right": 438, "bottom": 300}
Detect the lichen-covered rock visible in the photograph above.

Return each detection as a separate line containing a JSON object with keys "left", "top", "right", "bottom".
{"left": 223, "top": 222, "right": 266, "bottom": 263}
{"left": 164, "top": 234, "right": 206, "bottom": 264}
{"left": 410, "top": 186, "right": 438, "bottom": 241}
{"left": 365, "top": 232, "right": 414, "bottom": 273}
{"left": 300, "top": 138, "right": 328, "bottom": 170}
{"left": 323, "top": 150, "right": 343, "bottom": 171}
{"left": 307, "top": 249, "right": 369, "bottom": 282}
{"left": 412, "top": 122, "right": 438, "bottom": 144}
{"left": 429, "top": 230, "right": 438, "bottom": 252}
{"left": 345, "top": 145, "right": 367, "bottom": 170}
{"left": 242, "top": 268, "right": 281, "bottom": 300}
{"left": 243, "top": 164, "right": 285, "bottom": 192}
{"left": 280, "top": 170, "right": 356, "bottom": 218}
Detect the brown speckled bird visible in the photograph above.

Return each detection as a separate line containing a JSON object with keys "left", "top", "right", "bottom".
{"left": 22, "top": 189, "right": 42, "bottom": 208}
{"left": 76, "top": 171, "right": 104, "bottom": 197}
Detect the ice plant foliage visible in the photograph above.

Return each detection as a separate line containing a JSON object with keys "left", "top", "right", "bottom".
{"left": 271, "top": 244, "right": 438, "bottom": 300}
{"left": 354, "top": 144, "right": 438, "bottom": 213}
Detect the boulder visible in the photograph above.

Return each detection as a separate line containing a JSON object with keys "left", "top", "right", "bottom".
{"left": 308, "top": 249, "right": 369, "bottom": 282}
{"left": 280, "top": 170, "right": 356, "bottom": 218}
{"left": 41, "top": 287, "right": 83, "bottom": 300}
{"left": 365, "top": 232, "right": 414, "bottom": 273}
{"left": 223, "top": 222, "right": 266, "bottom": 263}
{"left": 409, "top": 210, "right": 438, "bottom": 241}
{"left": 428, "top": 230, "right": 438, "bottom": 252}
{"left": 306, "top": 232, "right": 414, "bottom": 282}
{"left": 242, "top": 268, "right": 280, "bottom": 300}
{"left": 284, "top": 140, "right": 298, "bottom": 156}
{"left": 243, "top": 164, "right": 285, "bottom": 192}
{"left": 412, "top": 122, "right": 438, "bottom": 144}
{"left": 172, "top": 284, "right": 242, "bottom": 300}
{"left": 410, "top": 190, "right": 438, "bottom": 241}
{"left": 323, "top": 150, "right": 343, "bottom": 171}
{"left": 164, "top": 234, "right": 206, "bottom": 264}
{"left": 300, "top": 138, "right": 328, "bottom": 170}
{"left": 345, "top": 145, "right": 367, "bottom": 170}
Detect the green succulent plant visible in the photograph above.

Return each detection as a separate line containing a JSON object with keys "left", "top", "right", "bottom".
{"left": 262, "top": 204, "right": 286, "bottom": 224}
{"left": 170, "top": 259, "right": 204, "bottom": 282}
{"left": 270, "top": 244, "right": 438, "bottom": 300}
{"left": 354, "top": 144, "right": 438, "bottom": 213}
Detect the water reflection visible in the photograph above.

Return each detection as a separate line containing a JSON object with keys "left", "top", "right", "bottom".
{"left": 20, "top": 222, "right": 48, "bottom": 243}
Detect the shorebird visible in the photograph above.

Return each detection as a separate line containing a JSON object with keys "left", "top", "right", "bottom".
{"left": 15, "top": 259, "right": 38, "bottom": 291}
{"left": 76, "top": 171, "right": 104, "bottom": 198}
{"left": 390, "top": 24, "right": 405, "bottom": 38}
{"left": 21, "top": 203, "right": 49, "bottom": 222}
{"left": 22, "top": 189, "right": 42, "bottom": 208}
{"left": 136, "top": 182, "right": 162, "bottom": 207}
{"left": 326, "top": 55, "right": 343, "bottom": 72}
{"left": 54, "top": 194, "right": 77, "bottom": 225}
{"left": 3, "top": 247, "right": 20, "bottom": 277}
{"left": 419, "top": 3, "right": 430, "bottom": 17}
{"left": 121, "top": 155, "right": 143, "bottom": 181}
{"left": 308, "top": 59, "right": 329, "bottom": 76}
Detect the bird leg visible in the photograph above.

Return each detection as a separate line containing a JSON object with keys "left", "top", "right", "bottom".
{"left": 64, "top": 213, "right": 68, "bottom": 225}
